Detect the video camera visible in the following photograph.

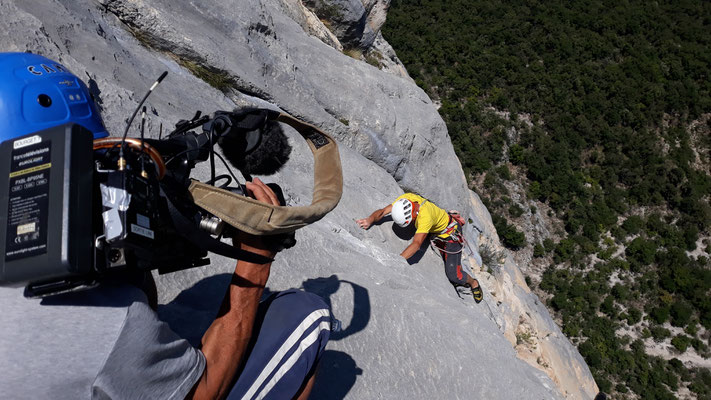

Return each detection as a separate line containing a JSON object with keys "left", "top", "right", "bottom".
{"left": 0, "top": 109, "right": 268, "bottom": 296}
{"left": 0, "top": 79, "right": 343, "bottom": 298}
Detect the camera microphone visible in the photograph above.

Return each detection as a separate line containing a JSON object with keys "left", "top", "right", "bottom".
{"left": 217, "top": 111, "right": 292, "bottom": 176}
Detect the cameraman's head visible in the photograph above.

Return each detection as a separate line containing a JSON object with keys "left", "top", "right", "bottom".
{"left": 0, "top": 52, "right": 108, "bottom": 142}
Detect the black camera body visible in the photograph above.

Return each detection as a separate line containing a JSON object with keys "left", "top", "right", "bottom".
{"left": 95, "top": 146, "right": 209, "bottom": 275}
{"left": 0, "top": 107, "right": 297, "bottom": 297}
{"left": 0, "top": 123, "right": 212, "bottom": 297}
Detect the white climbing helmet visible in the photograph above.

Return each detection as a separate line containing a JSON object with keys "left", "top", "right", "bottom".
{"left": 392, "top": 198, "right": 415, "bottom": 227}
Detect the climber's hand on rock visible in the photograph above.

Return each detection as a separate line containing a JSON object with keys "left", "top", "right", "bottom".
{"left": 356, "top": 217, "right": 372, "bottom": 230}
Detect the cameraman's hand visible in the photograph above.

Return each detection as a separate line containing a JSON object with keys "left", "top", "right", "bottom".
{"left": 245, "top": 177, "right": 280, "bottom": 207}
{"left": 234, "top": 177, "right": 279, "bottom": 258}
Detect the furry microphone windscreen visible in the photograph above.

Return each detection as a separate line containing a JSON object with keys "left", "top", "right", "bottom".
{"left": 219, "top": 119, "right": 292, "bottom": 176}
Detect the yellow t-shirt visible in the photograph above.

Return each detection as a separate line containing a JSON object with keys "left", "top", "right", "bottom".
{"left": 393, "top": 193, "right": 450, "bottom": 238}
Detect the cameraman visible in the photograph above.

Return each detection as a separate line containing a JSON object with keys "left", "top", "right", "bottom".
{"left": 0, "top": 53, "right": 331, "bottom": 399}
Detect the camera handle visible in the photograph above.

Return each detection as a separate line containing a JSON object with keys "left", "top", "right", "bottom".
{"left": 160, "top": 186, "right": 274, "bottom": 265}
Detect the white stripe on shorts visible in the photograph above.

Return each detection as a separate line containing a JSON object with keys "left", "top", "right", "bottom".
{"left": 255, "top": 321, "right": 331, "bottom": 400}
{"left": 240, "top": 308, "right": 330, "bottom": 400}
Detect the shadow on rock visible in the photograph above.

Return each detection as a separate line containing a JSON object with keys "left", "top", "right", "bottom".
{"left": 372, "top": 214, "right": 393, "bottom": 227}
{"left": 158, "top": 273, "right": 233, "bottom": 346}
{"left": 391, "top": 220, "right": 415, "bottom": 240}
{"left": 160, "top": 273, "right": 372, "bottom": 345}
{"left": 301, "top": 274, "right": 371, "bottom": 341}
{"left": 310, "top": 350, "right": 363, "bottom": 400}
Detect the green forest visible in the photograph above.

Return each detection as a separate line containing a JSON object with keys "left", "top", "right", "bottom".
{"left": 383, "top": 0, "right": 711, "bottom": 398}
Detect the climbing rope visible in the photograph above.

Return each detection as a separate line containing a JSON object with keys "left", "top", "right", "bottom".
{"left": 430, "top": 237, "right": 464, "bottom": 255}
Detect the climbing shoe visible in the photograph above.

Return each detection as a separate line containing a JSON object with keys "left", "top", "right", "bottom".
{"left": 471, "top": 285, "right": 483, "bottom": 303}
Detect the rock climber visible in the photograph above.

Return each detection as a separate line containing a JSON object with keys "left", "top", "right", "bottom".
{"left": 356, "top": 193, "right": 483, "bottom": 303}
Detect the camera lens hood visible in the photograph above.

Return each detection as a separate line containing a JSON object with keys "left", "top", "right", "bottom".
{"left": 188, "top": 112, "right": 343, "bottom": 235}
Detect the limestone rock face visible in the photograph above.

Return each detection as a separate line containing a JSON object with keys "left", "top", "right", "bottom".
{"left": 0, "top": 0, "right": 597, "bottom": 398}
{"left": 299, "top": 0, "right": 389, "bottom": 49}
{"left": 282, "top": 0, "right": 343, "bottom": 50}
{"left": 364, "top": 0, "right": 390, "bottom": 34}
{"left": 302, "top": 0, "right": 374, "bottom": 48}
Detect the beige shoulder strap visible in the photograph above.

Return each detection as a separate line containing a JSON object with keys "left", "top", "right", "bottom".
{"left": 188, "top": 112, "right": 342, "bottom": 235}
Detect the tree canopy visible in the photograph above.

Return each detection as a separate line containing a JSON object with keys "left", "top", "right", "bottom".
{"left": 384, "top": 1, "right": 711, "bottom": 397}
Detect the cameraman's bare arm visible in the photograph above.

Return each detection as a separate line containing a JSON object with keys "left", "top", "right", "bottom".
{"left": 187, "top": 178, "right": 278, "bottom": 400}
{"left": 356, "top": 204, "right": 392, "bottom": 230}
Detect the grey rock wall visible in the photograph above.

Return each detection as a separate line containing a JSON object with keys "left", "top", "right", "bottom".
{"left": 300, "top": 0, "right": 389, "bottom": 49}
{"left": 1, "top": 0, "right": 596, "bottom": 398}
{"left": 302, "top": 0, "right": 374, "bottom": 48}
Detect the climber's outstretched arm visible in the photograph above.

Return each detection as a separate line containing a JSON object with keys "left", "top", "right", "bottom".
{"left": 356, "top": 204, "right": 393, "bottom": 230}
{"left": 401, "top": 232, "right": 427, "bottom": 260}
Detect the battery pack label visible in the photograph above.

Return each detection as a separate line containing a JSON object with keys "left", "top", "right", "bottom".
{"left": 5, "top": 140, "right": 51, "bottom": 261}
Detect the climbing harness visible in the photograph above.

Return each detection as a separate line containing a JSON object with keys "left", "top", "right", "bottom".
{"left": 440, "top": 215, "right": 461, "bottom": 238}
{"left": 429, "top": 213, "right": 466, "bottom": 255}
